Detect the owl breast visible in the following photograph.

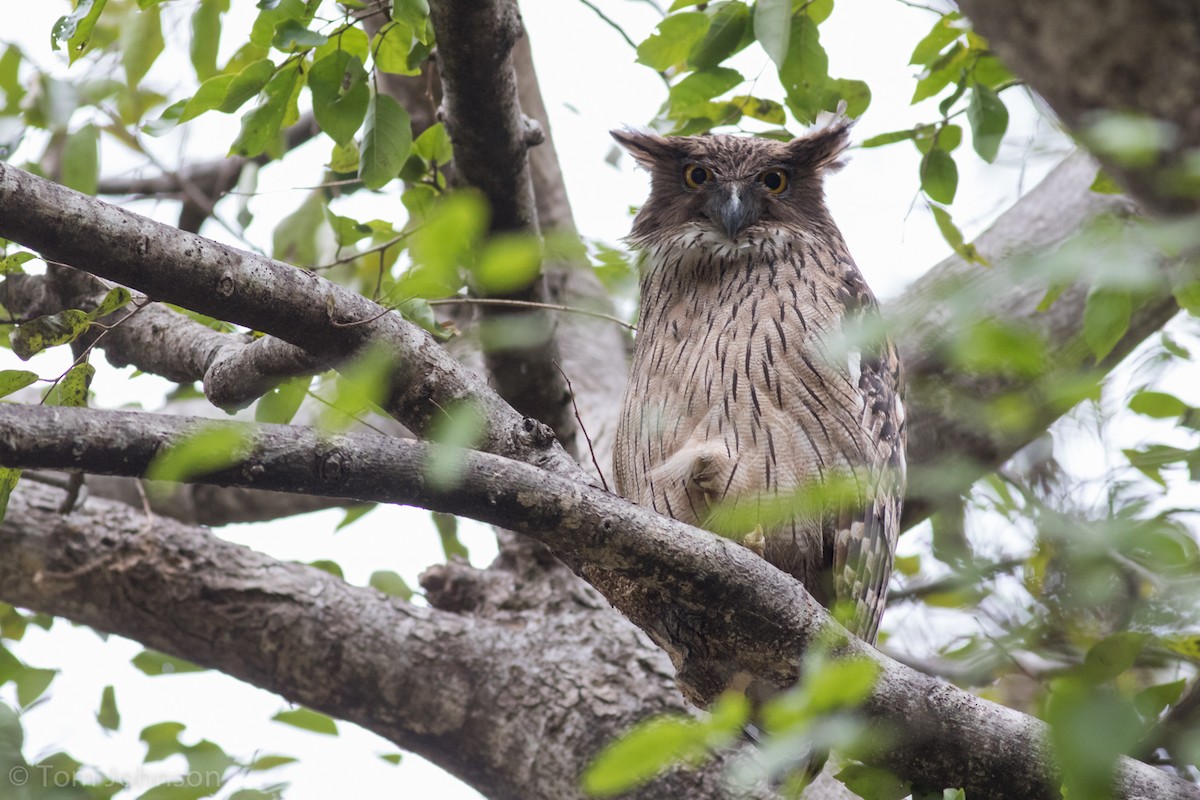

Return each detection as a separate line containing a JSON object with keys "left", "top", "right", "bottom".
{"left": 613, "top": 230, "right": 876, "bottom": 601}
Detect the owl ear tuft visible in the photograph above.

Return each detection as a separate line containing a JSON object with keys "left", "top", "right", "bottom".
{"left": 611, "top": 128, "right": 679, "bottom": 172}
{"left": 785, "top": 111, "right": 854, "bottom": 174}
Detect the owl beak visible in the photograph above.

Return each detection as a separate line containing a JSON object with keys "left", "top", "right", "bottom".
{"left": 709, "top": 186, "right": 759, "bottom": 242}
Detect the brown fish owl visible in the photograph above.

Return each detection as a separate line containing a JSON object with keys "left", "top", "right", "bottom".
{"left": 611, "top": 120, "right": 906, "bottom": 645}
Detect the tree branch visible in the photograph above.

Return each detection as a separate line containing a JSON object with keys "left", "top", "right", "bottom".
{"left": 955, "top": 0, "right": 1200, "bottom": 215}
{"left": 1, "top": 403, "right": 1195, "bottom": 800}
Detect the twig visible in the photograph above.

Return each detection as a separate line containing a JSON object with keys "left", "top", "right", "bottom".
{"left": 553, "top": 360, "right": 608, "bottom": 492}
{"left": 428, "top": 296, "right": 636, "bottom": 331}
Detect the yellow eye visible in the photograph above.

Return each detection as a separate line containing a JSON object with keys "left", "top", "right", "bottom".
{"left": 760, "top": 170, "right": 788, "bottom": 194}
{"left": 683, "top": 164, "right": 709, "bottom": 189}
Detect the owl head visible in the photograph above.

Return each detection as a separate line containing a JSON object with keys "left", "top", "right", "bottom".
{"left": 611, "top": 118, "right": 851, "bottom": 246}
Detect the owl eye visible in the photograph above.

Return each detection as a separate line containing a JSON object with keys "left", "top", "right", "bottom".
{"left": 760, "top": 170, "right": 788, "bottom": 194}
{"left": 683, "top": 164, "right": 709, "bottom": 189}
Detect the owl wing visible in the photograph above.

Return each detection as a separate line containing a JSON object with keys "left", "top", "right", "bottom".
{"left": 831, "top": 266, "right": 907, "bottom": 645}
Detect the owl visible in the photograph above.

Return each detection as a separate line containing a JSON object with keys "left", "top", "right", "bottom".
{"left": 611, "top": 119, "right": 906, "bottom": 647}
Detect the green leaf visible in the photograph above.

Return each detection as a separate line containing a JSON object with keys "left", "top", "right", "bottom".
{"left": 359, "top": 93, "right": 412, "bottom": 190}
{"left": 146, "top": 424, "right": 251, "bottom": 483}
{"left": 190, "top": 0, "right": 228, "bottom": 81}
{"left": 247, "top": 754, "right": 298, "bottom": 772}
{"left": 860, "top": 129, "right": 916, "bottom": 149}
{"left": 401, "top": 191, "right": 488, "bottom": 297}
{"left": 315, "top": 25, "right": 369, "bottom": 64}
{"left": 0, "top": 370, "right": 37, "bottom": 399}
{"left": 97, "top": 685, "right": 120, "bottom": 731}
{"left": 132, "top": 650, "right": 207, "bottom": 677}
{"left": 229, "top": 61, "right": 303, "bottom": 159}
{"left": 1046, "top": 681, "right": 1142, "bottom": 798}
{"left": 371, "top": 21, "right": 419, "bottom": 76}
{"left": 688, "top": 1, "right": 750, "bottom": 70}
{"left": 581, "top": 715, "right": 708, "bottom": 796}
{"left": 309, "top": 51, "right": 369, "bottom": 146}
{"left": 369, "top": 570, "right": 413, "bottom": 600}
{"left": 1134, "top": 679, "right": 1186, "bottom": 720}
{"left": 273, "top": 191, "right": 327, "bottom": 266}
{"left": 412, "top": 121, "right": 452, "bottom": 164}
{"left": 636, "top": 13, "right": 709, "bottom": 71}
{"left": 334, "top": 504, "right": 374, "bottom": 531}
{"left": 0, "top": 468, "right": 19, "bottom": 525}
{"left": 122, "top": 3, "right": 164, "bottom": 87}
{"left": 14, "top": 667, "right": 56, "bottom": 707}
{"left": 911, "top": 43, "right": 967, "bottom": 104}
{"left": 392, "top": 0, "right": 432, "bottom": 44}
{"left": 1082, "top": 632, "right": 1151, "bottom": 684}
{"left": 779, "top": 15, "right": 828, "bottom": 122}
{"left": 920, "top": 147, "right": 958, "bottom": 204}
{"left": 250, "top": 0, "right": 306, "bottom": 50}
{"left": 10, "top": 309, "right": 92, "bottom": 360}
{"left": 1174, "top": 281, "right": 1200, "bottom": 316}
{"left": 669, "top": 67, "right": 743, "bottom": 116}
{"left": 951, "top": 319, "right": 1047, "bottom": 378}
{"left": 45, "top": 363, "right": 94, "bottom": 407}
{"left": 432, "top": 512, "right": 469, "bottom": 560}
{"left": 52, "top": 0, "right": 109, "bottom": 63}
{"left": 473, "top": 234, "right": 543, "bottom": 295}
{"left": 1129, "top": 390, "right": 1188, "bottom": 419}
{"left": 909, "top": 12, "right": 963, "bottom": 66}
{"left": 272, "top": 708, "right": 339, "bottom": 736}
{"left": 272, "top": 19, "right": 327, "bottom": 52}
{"left": 929, "top": 204, "right": 984, "bottom": 264}
{"left": 1083, "top": 287, "right": 1132, "bottom": 361}
{"left": 835, "top": 763, "right": 911, "bottom": 800}
{"left": 256, "top": 376, "right": 311, "bottom": 424}
{"left": 730, "top": 95, "right": 786, "bottom": 125}
{"left": 1089, "top": 169, "right": 1122, "bottom": 195}
{"left": 966, "top": 84, "right": 1008, "bottom": 163}
{"left": 90, "top": 287, "right": 133, "bottom": 320}
{"left": 827, "top": 77, "right": 871, "bottom": 118}
{"left": 753, "top": 0, "right": 791, "bottom": 69}
{"left": 307, "top": 559, "right": 345, "bottom": 578}
{"left": 62, "top": 124, "right": 100, "bottom": 195}
{"left": 379, "top": 753, "right": 403, "bottom": 765}
{"left": 140, "top": 721, "right": 188, "bottom": 762}
{"left": 0, "top": 252, "right": 37, "bottom": 275}
{"left": 0, "top": 47, "right": 27, "bottom": 113}
{"left": 218, "top": 58, "right": 277, "bottom": 115}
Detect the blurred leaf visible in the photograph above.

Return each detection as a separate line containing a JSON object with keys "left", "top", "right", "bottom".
{"left": 0, "top": 370, "right": 37, "bottom": 399}
{"left": 247, "top": 754, "right": 297, "bottom": 772}
{"left": 10, "top": 309, "right": 91, "bottom": 359}
{"left": 637, "top": 13, "right": 709, "bottom": 71}
{"left": 334, "top": 504, "right": 375, "bottom": 531}
{"left": 146, "top": 424, "right": 250, "bottom": 483}
{"left": 97, "top": 685, "right": 120, "bottom": 731}
{"left": 378, "top": 753, "right": 403, "bottom": 765}
{"left": 1128, "top": 390, "right": 1187, "bottom": 419}
{"left": 62, "top": 124, "right": 99, "bottom": 195}
{"left": 966, "top": 84, "right": 1008, "bottom": 163}
{"left": 1082, "top": 632, "right": 1150, "bottom": 683}
{"left": 0, "top": 252, "right": 37, "bottom": 275}
{"left": 190, "top": 0, "right": 228, "bottom": 81}
{"left": 753, "top": 0, "right": 791, "bottom": 69}
{"left": 836, "top": 763, "right": 910, "bottom": 800}
{"left": 1083, "top": 287, "right": 1132, "bottom": 361}
{"left": 307, "top": 559, "right": 345, "bottom": 578}
{"left": 52, "top": 0, "right": 109, "bottom": 63}
{"left": 256, "top": 375, "right": 311, "bottom": 424}
{"left": 132, "top": 650, "right": 207, "bottom": 677}
{"left": 369, "top": 570, "right": 413, "bottom": 600}
{"left": 1134, "top": 679, "right": 1186, "bottom": 720}
{"left": 309, "top": 51, "right": 369, "bottom": 146}
{"left": 1084, "top": 113, "right": 1177, "bottom": 169}
{"left": 0, "top": 468, "right": 19, "bottom": 525}
{"left": 432, "top": 512, "right": 469, "bottom": 560}
{"left": 473, "top": 234, "right": 543, "bottom": 295}
{"left": 581, "top": 714, "right": 710, "bottom": 796}
{"left": 45, "top": 362, "right": 95, "bottom": 408}
{"left": 400, "top": 191, "right": 487, "bottom": 298}
{"left": 272, "top": 708, "right": 338, "bottom": 736}
{"left": 919, "top": 147, "right": 957, "bottom": 204}
{"left": 141, "top": 721, "right": 187, "bottom": 762}
{"left": 1046, "top": 681, "right": 1142, "bottom": 798}
{"left": 1090, "top": 169, "right": 1122, "bottom": 195}
{"left": 951, "top": 319, "right": 1046, "bottom": 378}
{"left": 274, "top": 191, "right": 328, "bottom": 266}
{"left": 929, "top": 204, "right": 985, "bottom": 265}
{"left": 359, "top": 93, "right": 412, "bottom": 190}
{"left": 122, "top": 3, "right": 164, "bottom": 87}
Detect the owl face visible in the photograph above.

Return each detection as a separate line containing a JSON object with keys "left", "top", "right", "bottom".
{"left": 611, "top": 123, "right": 852, "bottom": 246}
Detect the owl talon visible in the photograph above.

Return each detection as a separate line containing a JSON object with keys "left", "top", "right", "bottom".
{"left": 743, "top": 525, "right": 765, "bottom": 558}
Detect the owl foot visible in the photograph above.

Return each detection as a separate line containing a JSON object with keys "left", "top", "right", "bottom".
{"left": 743, "top": 525, "right": 765, "bottom": 558}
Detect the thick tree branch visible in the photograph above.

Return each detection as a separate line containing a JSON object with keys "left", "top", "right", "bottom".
{"left": 0, "top": 162, "right": 580, "bottom": 480}
{"left": 428, "top": 0, "right": 575, "bottom": 453}
{"left": 956, "top": 0, "right": 1200, "bottom": 215}
{"left": 1, "top": 403, "right": 1196, "bottom": 800}
{"left": 0, "top": 481, "right": 762, "bottom": 800}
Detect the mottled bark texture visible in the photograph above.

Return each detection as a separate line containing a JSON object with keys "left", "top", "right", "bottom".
{"left": 2, "top": 1, "right": 1200, "bottom": 798}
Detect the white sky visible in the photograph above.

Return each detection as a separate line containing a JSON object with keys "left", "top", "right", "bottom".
{"left": 3, "top": 1, "right": 1194, "bottom": 799}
